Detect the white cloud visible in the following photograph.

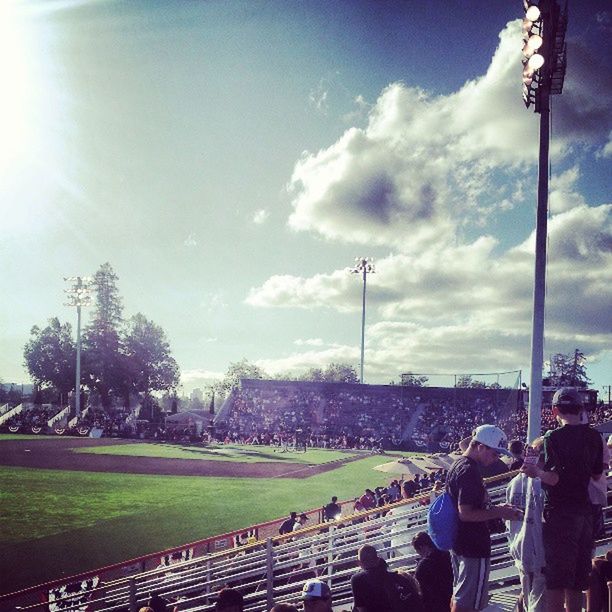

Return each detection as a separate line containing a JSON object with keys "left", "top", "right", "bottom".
{"left": 308, "top": 79, "right": 329, "bottom": 115}
{"left": 247, "top": 20, "right": 612, "bottom": 383}
{"left": 600, "top": 130, "right": 612, "bottom": 158}
{"left": 255, "top": 344, "right": 358, "bottom": 377}
{"left": 294, "top": 338, "right": 325, "bottom": 347}
{"left": 253, "top": 208, "right": 269, "bottom": 224}
{"left": 549, "top": 167, "right": 586, "bottom": 213}
{"left": 183, "top": 233, "right": 197, "bottom": 248}
{"left": 249, "top": 203, "right": 611, "bottom": 379}
{"left": 287, "top": 21, "right": 612, "bottom": 252}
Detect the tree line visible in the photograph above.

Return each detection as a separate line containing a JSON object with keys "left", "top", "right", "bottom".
{"left": 23, "top": 263, "right": 179, "bottom": 414}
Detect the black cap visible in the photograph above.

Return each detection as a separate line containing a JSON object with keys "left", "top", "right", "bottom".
{"left": 552, "top": 387, "right": 581, "bottom": 407}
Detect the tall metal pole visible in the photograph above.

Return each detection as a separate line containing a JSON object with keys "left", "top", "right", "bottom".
{"left": 349, "top": 257, "right": 374, "bottom": 384}
{"left": 527, "top": 86, "right": 549, "bottom": 443}
{"left": 65, "top": 275, "right": 92, "bottom": 420}
{"left": 521, "top": 0, "right": 566, "bottom": 443}
{"left": 360, "top": 267, "right": 367, "bottom": 384}
{"left": 75, "top": 298, "right": 82, "bottom": 418}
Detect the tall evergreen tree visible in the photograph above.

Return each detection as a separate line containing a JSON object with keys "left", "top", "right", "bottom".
{"left": 82, "top": 263, "right": 127, "bottom": 407}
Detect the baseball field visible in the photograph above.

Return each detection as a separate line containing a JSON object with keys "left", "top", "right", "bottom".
{"left": 0, "top": 435, "right": 400, "bottom": 594}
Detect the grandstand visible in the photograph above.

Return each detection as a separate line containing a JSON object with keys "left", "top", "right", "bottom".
{"left": 214, "top": 378, "right": 522, "bottom": 452}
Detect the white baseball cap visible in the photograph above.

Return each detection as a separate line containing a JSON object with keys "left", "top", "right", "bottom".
{"left": 472, "top": 425, "right": 513, "bottom": 457}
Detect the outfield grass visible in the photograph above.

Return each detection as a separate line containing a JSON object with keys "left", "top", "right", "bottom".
{"left": 0, "top": 454, "right": 393, "bottom": 593}
{"left": 73, "top": 442, "right": 356, "bottom": 464}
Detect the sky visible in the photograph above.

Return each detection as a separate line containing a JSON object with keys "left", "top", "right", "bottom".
{"left": 1, "top": 0, "right": 610, "bottom": 397}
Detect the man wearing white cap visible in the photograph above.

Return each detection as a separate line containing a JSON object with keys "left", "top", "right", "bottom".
{"left": 446, "top": 424, "right": 523, "bottom": 612}
{"left": 301, "top": 579, "right": 332, "bottom": 612}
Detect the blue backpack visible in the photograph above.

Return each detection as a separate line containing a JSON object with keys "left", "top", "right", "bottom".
{"left": 427, "top": 490, "right": 458, "bottom": 551}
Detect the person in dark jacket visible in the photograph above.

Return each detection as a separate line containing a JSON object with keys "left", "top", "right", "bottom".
{"left": 350, "top": 544, "right": 423, "bottom": 612}
{"left": 412, "top": 531, "right": 453, "bottom": 612}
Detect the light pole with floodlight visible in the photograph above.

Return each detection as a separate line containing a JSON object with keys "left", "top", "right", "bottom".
{"left": 349, "top": 257, "right": 375, "bottom": 384}
{"left": 64, "top": 276, "right": 92, "bottom": 418}
{"left": 521, "top": 0, "right": 567, "bottom": 443}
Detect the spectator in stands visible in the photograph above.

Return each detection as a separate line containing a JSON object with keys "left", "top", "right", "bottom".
{"left": 506, "top": 438, "right": 546, "bottom": 612}
{"left": 278, "top": 512, "right": 297, "bottom": 535}
{"left": 521, "top": 388, "right": 604, "bottom": 612}
{"left": 586, "top": 550, "right": 612, "bottom": 612}
{"left": 507, "top": 439, "right": 525, "bottom": 470}
{"left": 215, "top": 587, "right": 244, "bottom": 612}
{"left": 386, "top": 481, "right": 416, "bottom": 559}
{"left": 293, "top": 513, "right": 309, "bottom": 532}
{"left": 147, "top": 593, "right": 169, "bottom": 612}
{"left": 351, "top": 544, "right": 422, "bottom": 611}
{"left": 447, "top": 424, "right": 522, "bottom": 612}
{"left": 412, "top": 531, "right": 453, "bottom": 612}
{"left": 301, "top": 578, "right": 333, "bottom": 612}
{"left": 359, "top": 488, "right": 376, "bottom": 510}
{"left": 322, "top": 496, "right": 341, "bottom": 522}
{"left": 270, "top": 605, "right": 299, "bottom": 612}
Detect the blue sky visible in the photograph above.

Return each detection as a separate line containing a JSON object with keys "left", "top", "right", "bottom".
{"left": 1, "top": 0, "right": 610, "bottom": 396}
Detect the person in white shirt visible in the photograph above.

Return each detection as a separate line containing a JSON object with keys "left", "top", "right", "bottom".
{"left": 506, "top": 439, "right": 546, "bottom": 612}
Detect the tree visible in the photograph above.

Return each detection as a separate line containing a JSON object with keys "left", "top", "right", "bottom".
{"left": 124, "top": 313, "right": 180, "bottom": 401}
{"left": 23, "top": 318, "right": 75, "bottom": 399}
{"left": 214, "top": 359, "right": 267, "bottom": 398}
{"left": 546, "top": 349, "right": 591, "bottom": 388}
{"left": 321, "top": 363, "right": 359, "bottom": 383}
{"left": 400, "top": 373, "right": 429, "bottom": 387}
{"left": 299, "top": 363, "right": 359, "bottom": 383}
{"left": 82, "top": 263, "right": 127, "bottom": 407}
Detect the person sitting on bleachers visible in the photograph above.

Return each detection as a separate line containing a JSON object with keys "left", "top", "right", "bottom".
{"left": 214, "top": 587, "right": 243, "bottom": 612}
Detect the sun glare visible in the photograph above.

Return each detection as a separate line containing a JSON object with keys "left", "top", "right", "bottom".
{"left": 0, "top": 2, "right": 35, "bottom": 172}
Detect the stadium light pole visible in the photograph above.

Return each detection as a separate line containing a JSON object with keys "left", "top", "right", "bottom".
{"left": 521, "top": 0, "right": 567, "bottom": 443}
{"left": 349, "top": 257, "right": 375, "bottom": 384}
{"left": 64, "top": 276, "right": 93, "bottom": 418}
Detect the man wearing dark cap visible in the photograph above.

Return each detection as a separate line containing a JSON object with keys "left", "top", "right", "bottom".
{"left": 521, "top": 388, "right": 604, "bottom": 612}
{"left": 350, "top": 544, "right": 423, "bottom": 611}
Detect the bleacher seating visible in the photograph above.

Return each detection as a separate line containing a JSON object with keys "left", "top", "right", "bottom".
{"left": 218, "top": 379, "right": 520, "bottom": 450}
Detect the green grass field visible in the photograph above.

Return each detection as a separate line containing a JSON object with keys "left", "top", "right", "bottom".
{"left": 0, "top": 437, "right": 398, "bottom": 594}
{"left": 74, "top": 442, "right": 356, "bottom": 464}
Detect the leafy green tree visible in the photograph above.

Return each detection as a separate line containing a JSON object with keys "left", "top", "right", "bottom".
{"left": 298, "top": 364, "right": 358, "bottom": 383}
{"left": 547, "top": 349, "right": 590, "bottom": 387}
{"left": 23, "top": 318, "right": 75, "bottom": 399}
{"left": 400, "top": 373, "right": 429, "bottom": 387}
{"left": 82, "top": 263, "right": 127, "bottom": 407}
{"left": 214, "top": 359, "right": 267, "bottom": 399}
{"left": 124, "top": 313, "right": 180, "bottom": 401}
{"left": 299, "top": 368, "right": 325, "bottom": 382}
{"left": 320, "top": 363, "right": 359, "bottom": 383}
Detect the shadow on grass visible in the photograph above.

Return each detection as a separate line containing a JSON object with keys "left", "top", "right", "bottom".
{"left": 0, "top": 506, "right": 211, "bottom": 596}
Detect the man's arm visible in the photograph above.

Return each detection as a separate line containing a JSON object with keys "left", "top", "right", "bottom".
{"left": 458, "top": 503, "right": 522, "bottom": 522}
{"left": 520, "top": 463, "right": 559, "bottom": 486}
